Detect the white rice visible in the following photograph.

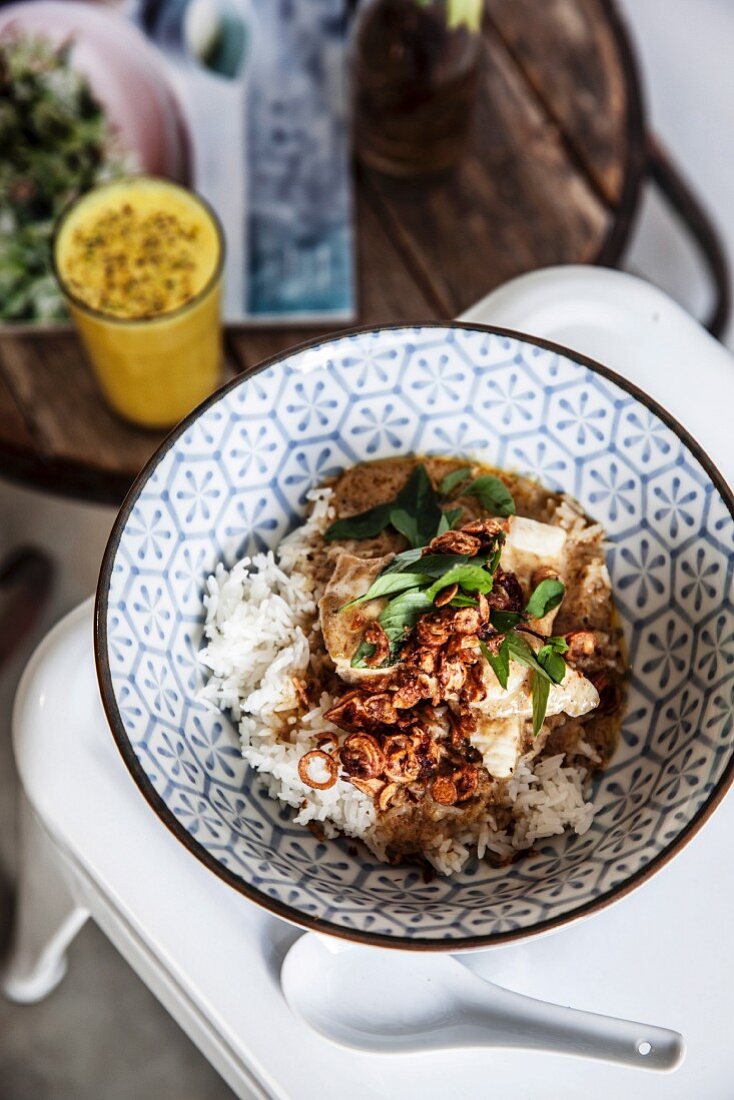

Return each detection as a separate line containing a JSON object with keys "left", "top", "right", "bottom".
{"left": 199, "top": 487, "right": 596, "bottom": 875}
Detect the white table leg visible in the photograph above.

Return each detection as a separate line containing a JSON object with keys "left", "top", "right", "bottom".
{"left": 1, "top": 794, "right": 88, "bottom": 1004}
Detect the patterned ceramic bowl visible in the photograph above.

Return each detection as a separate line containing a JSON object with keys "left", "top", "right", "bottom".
{"left": 96, "top": 325, "right": 734, "bottom": 949}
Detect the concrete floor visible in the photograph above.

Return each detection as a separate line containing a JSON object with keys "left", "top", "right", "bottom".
{"left": 0, "top": 485, "right": 233, "bottom": 1100}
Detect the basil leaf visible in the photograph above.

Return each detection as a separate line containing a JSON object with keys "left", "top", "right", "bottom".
{"left": 504, "top": 632, "right": 551, "bottom": 681}
{"left": 465, "top": 475, "right": 516, "bottom": 517}
{"left": 382, "top": 547, "right": 425, "bottom": 575}
{"left": 487, "top": 536, "right": 505, "bottom": 575}
{"left": 480, "top": 638, "right": 509, "bottom": 689}
{"left": 324, "top": 502, "right": 392, "bottom": 541}
{"left": 490, "top": 610, "right": 523, "bottom": 632}
{"left": 392, "top": 464, "right": 443, "bottom": 548}
{"left": 325, "top": 463, "right": 443, "bottom": 547}
{"left": 538, "top": 645, "right": 566, "bottom": 684}
{"left": 425, "top": 562, "right": 493, "bottom": 601}
{"left": 547, "top": 634, "right": 569, "bottom": 654}
{"left": 437, "top": 506, "right": 463, "bottom": 534}
{"left": 415, "top": 553, "right": 469, "bottom": 577}
{"left": 383, "top": 551, "right": 469, "bottom": 578}
{"left": 532, "top": 673, "right": 550, "bottom": 735}
{"left": 343, "top": 571, "right": 432, "bottom": 608}
{"left": 378, "top": 589, "right": 434, "bottom": 654}
{"left": 526, "top": 578, "right": 565, "bottom": 620}
{"left": 439, "top": 467, "right": 473, "bottom": 496}
{"left": 449, "top": 593, "right": 478, "bottom": 608}
{"left": 351, "top": 638, "right": 376, "bottom": 668}
{"left": 389, "top": 507, "right": 419, "bottom": 547}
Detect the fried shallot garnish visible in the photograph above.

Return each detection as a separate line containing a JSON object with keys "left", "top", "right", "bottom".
{"left": 292, "top": 676, "right": 311, "bottom": 708}
{"left": 487, "top": 567, "right": 524, "bottom": 612}
{"left": 376, "top": 782, "right": 403, "bottom": 812}
{"left": 453, "top": 765, "right": 479, "bottom": 801}
{"left": 437, "top": 654, "right": 467, "bottom": 696}
{"left": 339, "top": 733, "right": 386, "bottom": 779}
{"left": 460, "top": 661, "right": 487, "bottom": 706}
{"left": 325, "top": 689, "right": 398, "bottom": 731}
{"left": 383, "top": 734, "right": 421, "bottom": 784}
{"left": 459, "top": 517, "right": 508, "bottom": 546}
{"left": 423, "top": 529, "right": 482, "bottom": 557}
{"left": 431, "top": 775, "right": 459, "bottom": 805}
{"left": 392, "top": 665, "right": 436, "bottom": 709}
{"left": 433, "top": 582, "right": 458, "bottom": 607}
{"left": 363, "top": 621, "right": 390, "bottom": 667}
{"left": 349, "top": 776, "right": 385, "bottom": 798}
{"left": 297, "top": 750, "right": 338, "bottom": 790}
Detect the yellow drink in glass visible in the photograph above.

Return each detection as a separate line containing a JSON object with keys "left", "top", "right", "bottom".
{"left": 53, "top": 176, "right": 225, "bottom": 429}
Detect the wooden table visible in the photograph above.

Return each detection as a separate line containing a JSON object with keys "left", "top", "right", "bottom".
{"left": 0, "top": 0, "right": 726, "bottom": 506}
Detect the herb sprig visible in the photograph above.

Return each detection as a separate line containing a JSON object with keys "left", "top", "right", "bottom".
{"left": 325, "top": 462, "right": 515, "bottom": 546}
{"left": 482, "top": 587, "right": 569, "bottom": 734}
{"left": 328, "top": 462, "right": 568, "bottom": 731}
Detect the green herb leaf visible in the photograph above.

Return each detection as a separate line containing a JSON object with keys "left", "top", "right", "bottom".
{"left": 526, "top": 578, "right": 565, "bottom": 620}
{"left": 437, "top": 506, "right": 463, "bottom": 534}
{"left": 449, "top": 593, "right": 478, "bottom": 608}
{"left": 480, "top": 638, "right": 509, "bottom": 689}
{"left": 382, "top": 547, "right": 425, "bottom": 575}
{"left": 547, "top": 635, "right": 570, "bottom": 654}
{"left": 351, "top": 638, "right": 376, "bottom": 668}
{"left": 384, "top": 551, "right": 469, "bottom": 578}
{"left": 378, "top": 590, "right": 435, "bottom": 655}
{"left": 388, "top": 507, "right": 419, "bottom": 546}
{"left": 416, "top": 553, "right": 469, "bottom": 577}
{"left": 343, "top": 571, "right": 432, "bottom": 608}
{"left": 439, "top": 467, "right": 473, "bottom": 496}
{"left": 537, "top": 646, "right": 566, "bottom": 684}
{"left": 324, "top": 463, "right": 443, "bottom": 547}
{"left": 504, "top": 632, "right": 551, "bottom": 680}
{"left": 465, "top": 476, "right": 516, "bottom": 517}
{"left": 391, "top": 464, "right": 444, "bottom": 548}
{"left": 532, "top": 673, "right": 550, "bottom": 735}
{"left": 425, "top": 562, "right": 493, "bottom": 601}
{"left": 324, "top": 502, "right": 392, "bottom": 542}
{"left": 490, "top": 610, "right": 523, "bottom": 632}
{"left": 487, "top": 536, "right": 505, "bottom": 575}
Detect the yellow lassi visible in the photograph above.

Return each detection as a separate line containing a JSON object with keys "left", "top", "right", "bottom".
{"left": 54, "top": 176, "right": 224, "bottom": 429}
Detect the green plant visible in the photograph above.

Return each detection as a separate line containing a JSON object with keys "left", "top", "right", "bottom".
{"left": 0, "top": 35, "right": 127, "bottom": 322}
{"left": 415, "top": 0, "right": 484, "bottom": 32}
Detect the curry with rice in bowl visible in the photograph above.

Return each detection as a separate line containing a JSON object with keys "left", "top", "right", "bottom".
{"left": 200, "top": 457, "right": 625, "bottom": 877}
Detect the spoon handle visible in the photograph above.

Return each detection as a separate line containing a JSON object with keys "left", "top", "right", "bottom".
{"left": 462, "top": 976, "right": 684, "bottom": 1071}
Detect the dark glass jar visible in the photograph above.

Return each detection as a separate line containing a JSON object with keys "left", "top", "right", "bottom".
{"left": 354, "top": 0, "right": 481, "bottom": 177}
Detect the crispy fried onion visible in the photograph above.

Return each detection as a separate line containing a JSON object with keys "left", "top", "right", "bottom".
{"left": 383, "top": 734, "right": 421, "bottom": 784}
{"left": 325, "top": 689, "right": 398, "bottom": 731}
{"left": 297, "top": 750, "right": 338, "bottom": 790}
{"left": 339, "top": 732, "right": 386, "bottom": 779}
{"left": 423, "top": 518, "right": 507, "bottom": 558}
{"left": 349, "top": 776, "right": 385, "bottom": 798}
{"left": 487, "top": 567, "right": 524, "bottom": 612}
{"left": 431, "top": 765, "right": 479, "bottom": 805}
{"left": 363, "top": 621, "right": 390, "bottom": 667}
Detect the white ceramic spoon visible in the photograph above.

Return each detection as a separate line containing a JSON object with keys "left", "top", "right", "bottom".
{"left": 281, "top": 934, "right": 684, "bottom": 1072}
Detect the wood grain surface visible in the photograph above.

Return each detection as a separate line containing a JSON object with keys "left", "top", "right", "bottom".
{"left": 0, "top": 0, "right": 644, "bottom": 505}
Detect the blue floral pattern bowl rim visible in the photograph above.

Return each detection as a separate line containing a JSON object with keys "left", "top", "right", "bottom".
{"left": 94, "top": 322, "right": 734, "bottom": 951}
